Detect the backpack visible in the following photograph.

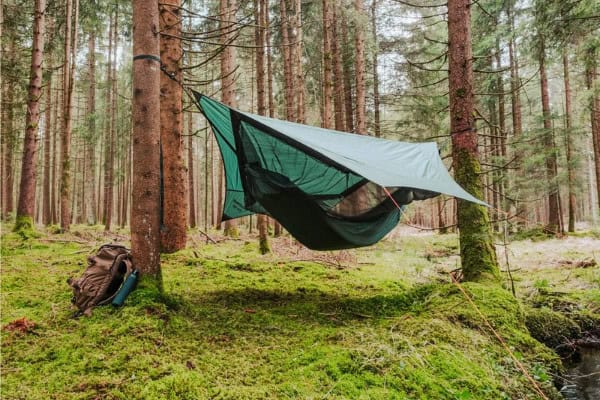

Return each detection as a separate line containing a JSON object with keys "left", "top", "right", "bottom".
{"left": 68, "top": 244, "right": 133, "bottom": 316}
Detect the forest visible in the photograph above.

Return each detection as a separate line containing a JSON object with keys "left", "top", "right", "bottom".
{"left": 1, "top": 0, "right": 600, "bottom": 399}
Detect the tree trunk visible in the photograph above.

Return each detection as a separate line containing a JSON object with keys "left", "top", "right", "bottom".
{"left": 15, "top": 0, "right": 46, "bottom": 231}
{"left": 82, "top": 31, "right": 97, "bottom": 224}
{"left": 508, "top": 21, "right": 525, "bottom": 227}
{"left": 371, "top": 0, "right": 380, "bottom": 137}
{"left": 103, "top": 11, "right": 114, "bottom": 231}
{"left": 331, "top": 7, "right": 345, "bottom": 131}
{"left": 51, "top": 72, "right": 61, "bottom": 224}
{"left": 341, "top": 12, "right": 354, "bottom": 132}
{"left": 132, "top": 0, "right": 162, "bottom": 286}
{"left": 255, "top": 0, "right": 271, "bottom": 254}
{"left": 188, "top": 113, "right": 196, "bottom": 228}
{"left": 563, "top": 48, "right": 576, "bottom": 233}
{"left": 43, "top": 67, "right": 52, "bottom": 225}
{"left": 220, "top": 0, "right": 239, "bottom": 237}
{"left": 354, "top": 0, "right": 366, "bottom": 134}
{"left": 159, "top": 0, "right": 187, "bottom": 251}
{"left": 539, "top": 40, "right": 561, "bottom": 234}
{"left": 60, "top": 0, "right": 77, "bottom": 231}
{"left": 280, "top": 0, "right": 295, "bottom": 122}
{"left": 321, "top": 0, "right": 333, "bottom": 128}
{"left": 586, "top": 47, "right": 600, "bottom": 218}
{"left": 293, "top": 0, "right": 305, "bottom": 123}
{"left": 447, "top": 0, "right": 499, "bottom": 281}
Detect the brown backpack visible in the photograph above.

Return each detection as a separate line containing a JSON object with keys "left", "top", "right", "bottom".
{"left": 68, "top": 244, "right": 133, "bottom": 316}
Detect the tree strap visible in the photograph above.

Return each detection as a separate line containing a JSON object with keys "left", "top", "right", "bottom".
{"left": 133, "top": 54, "right": 161, "bottom": 63}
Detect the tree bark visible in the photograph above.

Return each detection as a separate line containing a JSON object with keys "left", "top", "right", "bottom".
{"left": 83, "top": 31, "right": 97, "bottom": 225}
{"left": 371, "top": 0, "right": 381, "bottom": 137}
{"left": 586, "top": 47, "right": 600, "bottom": 218}
{"left": 354, "top": 0, "right": 366, "bottom": 134}
{"left": 104, "top": 10, "right": 115, "bottom": 231}
{"left": 447, "top": 0, "right": 499, "bottom": 281}
{"left": 188, "top": 113, "right": 196, "bottom": 228}
{"left": 341, "top": 12, "right": 354, "bottom": 132}
{"left": 563, "top": 48, "right": 576, "bottom": 233}
{"left": 321, "top": 0, "right": 333, "bottom": 128}
{"left": 331, "top": 7, "right": 345, "bottom": 131}
{"left": 220, "top": 0, "right": 239, "bottom": 237}
{"left": 280, "top": 0, "right": 295, "bottom": 121}
{"left": 16, "top": 0, "right": 46, "bottom": 231}
{"left": 60, "top": 0, "right": 77, "bottom": 231}
{"left": 539, "top": 40, "right": 562, "bottom": 234}
{"left": 293, "top": 0, "right": 305, "bottom": 123}
{"left": 43, "top": 66, "right": 52, "bottom": 225}
{"left": 132, "top": 0, "right": 162, "bottom": 285}
{"left": 159, "top": 0, "right": 188, "bottom": 251}
{"left": 255, "top": 0, "right": 270, "bottom": 254}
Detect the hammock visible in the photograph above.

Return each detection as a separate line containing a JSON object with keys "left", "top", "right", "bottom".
{"left": 193, "top": 91, "right": 485, "bottom": 250}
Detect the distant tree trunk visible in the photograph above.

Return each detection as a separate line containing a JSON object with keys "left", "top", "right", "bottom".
{"left": 103, "top": 11, "right": 114, "bottom": 231}
{"left": 293, "top": 0, "right": 305, "bottom": 123}
{"left": 371, "top": 0, "right": 380, "bottom": 137}
{"left": 60, "top": 0, "right": 77, "bottom": 231}
{"left": 51, "top": 72, "right": 61, "bottom": 224}
{"left": 188, "top": 113, "right": 196, "bottom": 228}
{"left": 354, "top": 0, "right": 366, "bottom": 134}
{"left": 321, "top": 0, "right": 333, "bottom": 128}
{"left": 447, "top": 0, "right": 499, "bottom": 281}
{"left": 159, "top": 0, "right": 187, "bottom": 251}
{"left": 563, "top": 48, "right": 576, "bottom": 233}
{"left": 15, "top": 0, "right": 46, "bottom": 231}
{"left": 586, "top": 47, "right": 600, "bottom": 217}
{"left": 331, "top": 8, "right": 345, "bottom": 131}
{"left": 539, "top": 40, "right": 562, "bottom": 234}
{"left": 43, "top": 69, "right": 52, "bottom": 225}
{"left": 495, "top": 40, "right": 506, "bottom": 213}
{"left": 132, "top": 0, "right": 162, "bottom": 286}
{"left": 508, "top": 16, "right": 525, "bottom": 227}
{"left": 266, "top": 2, "right": 275, "bottom": 119}
{"left": 255, "top": 0, "right": 271, "bottom": 254}
{"left": 83, "top": 31, "right": 97, "bottom": 225}
{"left": 280, "top": 0, "right": 295, "bottom": 121}
{"left": 220, "top": 0, "right": 239, "bottom": 237}
{"left": 341, "top": 12, "right": 354, "bottom": 132}
{"left": 1, "top": 81, "right": 15, "bottom": 220}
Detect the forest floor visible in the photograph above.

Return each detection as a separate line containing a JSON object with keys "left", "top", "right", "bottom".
{"left": 1, "top": 224, "right": 599, "bottom": 399}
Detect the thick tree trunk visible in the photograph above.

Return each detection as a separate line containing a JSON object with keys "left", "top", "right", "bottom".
{"left": 539, "top": 41, "right": 562, "bottom": 234}
{"left": 16, "top": 0, "right": 46, "bottom": 231}
{"left": 220, "top": 0, "right": 239, "bottom": 237}
{"left": 132, "top": 0, "right": 162, "bottom": 285}
{"left": 321, "top": 0, "right": 333, "bottom": 128}
{"left": 331, "top": 8, "right": 345, "bottom": 131}
{"left": 159, "top": 0, "right": 187, "bottom": 251}
{"left": 563, "top": 48, "right": 576, "bottom": 233}
{"left": 43, "top": 69, "right": 52, "bottom": 225}
{"left": 354, "top": 0, "right": 366, "bottom": 134}
{"left": 447, "top": 0, "right": 499, "bottom": 281}
{"left": 60, "top": 0, "right": 76, "bottom": 231}
{"left": 586, "top": 48, "right": 600, "bottom": 218}
{"left": 371, "top": 0, "right": 380, "bottom": 137}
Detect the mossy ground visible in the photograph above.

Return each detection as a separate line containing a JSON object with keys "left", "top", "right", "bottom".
{"left": 1, "top": 224, "right": 598, "bottom": 399}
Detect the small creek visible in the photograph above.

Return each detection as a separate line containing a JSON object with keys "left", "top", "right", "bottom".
{"left": 559, "top": 348, "right": 600, "bottom": 400}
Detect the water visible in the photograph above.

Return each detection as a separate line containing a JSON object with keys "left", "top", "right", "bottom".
{"left": 560, "top": 348, "right": 600, "bottom": 400}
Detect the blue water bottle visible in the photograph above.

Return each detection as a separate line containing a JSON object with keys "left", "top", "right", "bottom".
{"left": 112, "top": 269, "right": 138, "bottom": 307}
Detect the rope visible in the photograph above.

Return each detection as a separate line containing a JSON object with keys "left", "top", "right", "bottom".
{"left": 449, "top": 273, "right": 550, "bottom": 400}
{"left": 380, "top": 187, "right": 550, "bottom": 400}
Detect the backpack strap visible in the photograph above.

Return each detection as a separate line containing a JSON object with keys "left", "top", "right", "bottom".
{"left": 95, "top": 253, "right": 133, "bottom": 307}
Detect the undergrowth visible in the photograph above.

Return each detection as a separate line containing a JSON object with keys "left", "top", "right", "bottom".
{"left": 2, "top": 224, "right": 598, "bottom": 399}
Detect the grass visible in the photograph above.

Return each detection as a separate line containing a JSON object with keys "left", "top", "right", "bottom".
{"left": 1, "top": 224, "right": 599, "bottom": 399}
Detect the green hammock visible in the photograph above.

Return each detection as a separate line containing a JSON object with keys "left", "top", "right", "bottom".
{"left": 193, "top": 91, "right": 485, "bottom": 250}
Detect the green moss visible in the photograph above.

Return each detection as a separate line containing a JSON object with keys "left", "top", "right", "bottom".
{"left": 258, "top": 237, "right": 271, "bottom": 254}
{"left": 525, "top": 307, "right": 581, "bottom": 349}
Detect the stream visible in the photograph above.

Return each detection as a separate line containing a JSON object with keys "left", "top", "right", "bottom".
{"left": 559, "top": 348, "right": 600, "bottom": 400}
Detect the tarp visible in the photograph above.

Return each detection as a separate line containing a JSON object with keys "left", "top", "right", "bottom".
{"left": 194, "top": 91, "right": 485, "bottom": 250}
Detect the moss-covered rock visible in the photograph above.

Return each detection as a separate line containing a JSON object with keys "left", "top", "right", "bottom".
{"left": 525, "top": 307, "right": 581, "bottom": 349}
